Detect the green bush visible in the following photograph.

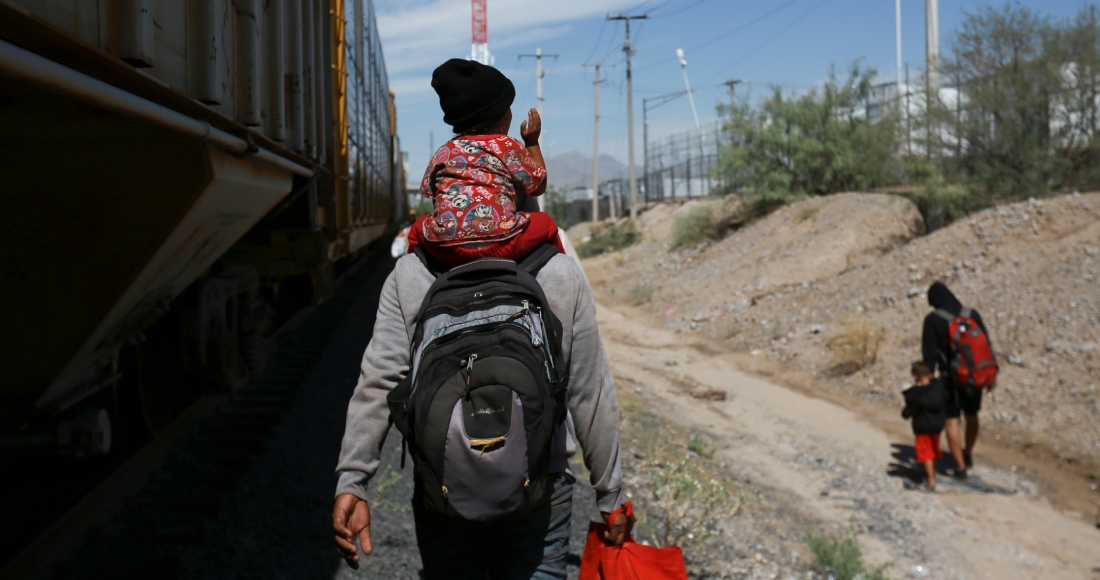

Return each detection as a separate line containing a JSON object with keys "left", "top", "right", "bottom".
{"left": 901, "top": 182, "right": 990, "bottom": 232}
{"left": 740, "top": 191, "right": 804, "bottom": 224}
{"left": 715, "top": 61, "right": 901, "bottom": 198}
{"left": 576, "top": 220, "right": 641, "bottom": 258}
{"left": 806, "top": 526, "right": 890, "bottom": 580}
{"left": 687, "top": 434, "right": 715, "bottom": 459}
{"left": 670, "top": 205, "right": 722, "bottom": 249}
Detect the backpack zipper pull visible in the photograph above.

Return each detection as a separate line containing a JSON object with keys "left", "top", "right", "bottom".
{"left": 465, "top": 354, "right": 478, "bottom": 385}
{"left": 519, "top": 301, "right": 545, "bottom": 346}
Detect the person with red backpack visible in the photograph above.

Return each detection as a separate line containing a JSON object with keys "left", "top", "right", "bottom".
{"left": 922, "top": 282, "right": 999, "bottom": 480}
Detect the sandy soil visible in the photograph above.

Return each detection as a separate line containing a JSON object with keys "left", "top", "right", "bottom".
{"left": 576, "top": 192, "right": 1100, "bottom": 522}
{"left": 594, "top": 297, "right": 1100, "bottom": 579}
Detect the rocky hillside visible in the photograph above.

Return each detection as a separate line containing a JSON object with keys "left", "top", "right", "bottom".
{"left": 576, "top": 192, "right": 1100, "bottom": 477}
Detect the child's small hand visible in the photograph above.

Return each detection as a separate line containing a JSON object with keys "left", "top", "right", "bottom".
{"left": 520, "top": 108, "right": 541, "bottom": 147}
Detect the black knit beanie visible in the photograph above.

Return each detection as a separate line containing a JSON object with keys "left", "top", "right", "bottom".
{"left": 431, "top": 58, "right": 515, "bottom": 133}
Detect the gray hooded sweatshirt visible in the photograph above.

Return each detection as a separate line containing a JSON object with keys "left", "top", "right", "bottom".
{"left": 335, "top": 253, "right": 626, "bottom": 513}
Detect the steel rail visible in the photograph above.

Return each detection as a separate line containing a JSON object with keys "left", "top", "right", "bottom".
{"left": 0, "top": 38, "right": 313, "bottom": 178}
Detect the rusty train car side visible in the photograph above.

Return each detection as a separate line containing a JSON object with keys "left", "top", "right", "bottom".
{"left": 0, "top": 0, "right": 404, "bottom": 447}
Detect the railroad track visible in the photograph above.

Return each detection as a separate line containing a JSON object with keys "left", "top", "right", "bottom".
{"left": 1, "top": 248, "right": 394, "bottom": 580}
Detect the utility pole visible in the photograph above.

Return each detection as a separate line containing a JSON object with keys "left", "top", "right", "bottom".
{"left": 676, "top": 49, "right": 701, "bottom": 130}
{"left": 925, "top": 0, "right": 939, "bottom": 161}
{"left": 608, "top": 12, "right": 647, "bottom": 219}
{"left": 519, "top": 48, "right": 559, "bottom": 117}
{"left": 677, "top": 48, "right": 708, "bottom": 195}
{"left": 722, "top": 79, "right": 742, "bottom": 123}
{"left": 905, "top": 63, "right": 912, "bottom": 154}
{"left": 925, "top": 0, "right": 939, "bottom": 92}
{"left": 895, "top": 0, "right": 903, "bottom": 108}
{"left": 588, "top": 61, "right": 602, "bottom": 224}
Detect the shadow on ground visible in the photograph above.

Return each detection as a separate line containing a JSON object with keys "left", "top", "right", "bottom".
{"left": 886, "top": 442, "right": 1016, "bottom": 495}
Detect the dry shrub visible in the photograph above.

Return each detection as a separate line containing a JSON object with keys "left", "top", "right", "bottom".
{"left": 796, "top": 205, "right": 819, "bottom": 222}
{"left": 628, "top": 284, "right": 655, "bottom": 306}
{"left": 576, "top": 220, "right": 642, "bottom": 257}
{"left": 825, "top": 315, "right": 883, "bottom": 375}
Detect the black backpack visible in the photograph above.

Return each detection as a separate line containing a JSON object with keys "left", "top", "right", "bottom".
{"left": 387, "top": 244, "right": 568, "bottom": 521}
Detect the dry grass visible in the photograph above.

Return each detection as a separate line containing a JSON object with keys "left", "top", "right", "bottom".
{"left": 620, "top": 395, "right": 751, "bottom": 549}
{"left": 723, "top": 321, "right": 743, "bottom": 339}
{"left": 825, "top": 315, "right": 883, "bottom": 375}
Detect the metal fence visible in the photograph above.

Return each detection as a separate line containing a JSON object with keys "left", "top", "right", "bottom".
{"left": 643, "top": 121, "right": 728, "bottom": 202}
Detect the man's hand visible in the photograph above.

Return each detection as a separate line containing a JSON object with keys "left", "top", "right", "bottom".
{"left": 520, "top": 108, "right": 541, "bottom": 147}
{"left": 600, "top": 509, "right": 637, "bottom": 546}
{"left": 333, "top": 494, "right": 372, "bottom": 569}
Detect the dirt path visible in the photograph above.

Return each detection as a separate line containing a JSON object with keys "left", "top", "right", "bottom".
{"left": 595, "top": 300, "right": 1099, "bottom": 579}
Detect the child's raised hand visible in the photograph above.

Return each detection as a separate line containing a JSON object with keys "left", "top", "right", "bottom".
{"left": 520, "top": 108, "right": 541, "bottom": 147}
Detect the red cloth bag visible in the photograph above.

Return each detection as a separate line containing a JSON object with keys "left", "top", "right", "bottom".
{"left": 577, "top": 503, "right": 688, "bottom": 580}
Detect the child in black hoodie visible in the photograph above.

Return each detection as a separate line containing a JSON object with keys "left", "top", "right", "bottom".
{"left": 902, "top": 361, "right": 948, "bottom": 491}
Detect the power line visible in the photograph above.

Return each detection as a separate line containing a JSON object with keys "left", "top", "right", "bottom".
{"left": 703, "top": 0, "right": 829, "bottom": 82}
{"left": 626, "top": 0, "right": 661, "bottom": 12}
{"left": 632, "top": 0, "right": 806, "bottom": 74}
{"left": 582, "top": 19, "right": 609, "bottom": 65}
{"left": 598, "top": 21, "right": 623, "bottom": 63}
{"left": 687, "top": 0, "right": 804, "bottom": 52}
{"left": 686, "top": 0, "right": 800, "bottom": 52}
{"left": 650, "top": 0, "right": 710, "bottom": 18}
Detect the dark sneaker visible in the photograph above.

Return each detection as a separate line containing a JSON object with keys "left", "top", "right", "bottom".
{"left": 964, "top": 452, "right": 974, "bottom": 469}
{"left": 950, "top": 467, "right": 968, "bottom": 481}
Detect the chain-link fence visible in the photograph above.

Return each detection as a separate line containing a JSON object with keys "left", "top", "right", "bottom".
{"left": 643, "top": 121, "right": 728, "bottom": 202}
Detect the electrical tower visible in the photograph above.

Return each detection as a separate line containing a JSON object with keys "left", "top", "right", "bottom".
{"left": 471, "top": 0, "right": 491, "bottom": 65}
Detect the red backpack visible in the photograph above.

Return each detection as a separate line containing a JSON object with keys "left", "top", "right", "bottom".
{"left": 935, "top": 307, "right": 999, "bottom": 388}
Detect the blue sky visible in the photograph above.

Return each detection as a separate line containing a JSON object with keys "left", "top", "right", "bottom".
{"left": 376, "top": 0, "right": 1092, "bottom": 187}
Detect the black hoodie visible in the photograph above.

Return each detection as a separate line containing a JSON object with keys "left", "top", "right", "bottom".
{"left": 902, "top": 378, "right": 948, "bottom": 434}
{"left": 921, "top": 282, "right": 989, "bottom": 376}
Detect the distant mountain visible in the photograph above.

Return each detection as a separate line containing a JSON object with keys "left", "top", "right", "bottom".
{"left": 546, "top": 151, "right": 627, "bottom": 190}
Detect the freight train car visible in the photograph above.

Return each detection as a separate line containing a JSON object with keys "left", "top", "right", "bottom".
{"left": 0, "top": 0, "right": 404, "bottom": 449}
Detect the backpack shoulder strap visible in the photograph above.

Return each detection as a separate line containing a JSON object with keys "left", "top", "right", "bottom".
{"left": 960, "top": 306, "right": 973, "bottom": 319}
{"left": 518, "top": 243, "right": 559, "bottom": 275}
{"left": 933, "top": 308, "right": 955, "bottom": 323}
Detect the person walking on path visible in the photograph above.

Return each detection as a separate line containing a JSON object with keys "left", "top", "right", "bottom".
{"left": 902, "top": 361, "right": 949, "bottom": 492}
{"left": 331, "top": 251, "right": 632, "bottom": 578}
{"left": 922, "top": 281, "right": 996, "bottom": 479}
